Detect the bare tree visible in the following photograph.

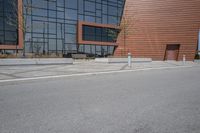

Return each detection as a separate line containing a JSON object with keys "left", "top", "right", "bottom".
{"left": 33, "top": 39, "right": 42, "bottom": 56}
{"left": 107, "top": 15, "right": 135, "bottom": 56}
{"left": 107, "top": 28, "right": 119, "bottom": 42}
{"left": 119, "top": 16, "right": 135, "bottom": 56}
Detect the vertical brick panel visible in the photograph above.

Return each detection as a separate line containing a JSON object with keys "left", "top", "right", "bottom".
{"left": 115, "top": 0, "right": 200, "bottom": 61}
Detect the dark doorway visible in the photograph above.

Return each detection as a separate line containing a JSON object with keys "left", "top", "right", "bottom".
{"left": 165, "top": 44, "right": 180, "bottom": 61}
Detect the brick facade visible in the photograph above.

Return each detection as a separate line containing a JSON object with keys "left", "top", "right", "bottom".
{"left": 115, "top": 0, "right": 200, "bottom": 61}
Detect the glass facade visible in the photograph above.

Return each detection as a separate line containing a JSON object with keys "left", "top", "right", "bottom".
{"left": 1, "top": 0, "right": 125, "bottom": 56}
{"left": 0, "top": 0, "right": 18, "bottom": 45}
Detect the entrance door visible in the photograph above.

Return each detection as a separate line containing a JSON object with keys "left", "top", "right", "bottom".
{"left": 165, "top": 44, "right": 180, "bottom": 60}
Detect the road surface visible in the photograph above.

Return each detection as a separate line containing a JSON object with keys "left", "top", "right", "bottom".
{"left": 0, "top": 66, "right": 200, "bottom": 133}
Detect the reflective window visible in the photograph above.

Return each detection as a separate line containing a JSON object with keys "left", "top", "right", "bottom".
{"left": 66, "top": 0, "right": 77, "bottom": 9}
{"left": 83, "top": 25, "right": 119, "bottom": 42}
{"left": 65, "top": 9, "right": 77, "bottom": 20}
{"left": 0, "top": 0, "right": 18, "bottom": 45}
{"left": 85, "top": 1, "right": 95, "bottom": 12}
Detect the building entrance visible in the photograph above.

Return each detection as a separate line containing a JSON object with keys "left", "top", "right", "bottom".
{"left": 165, "top": 44, "right": 180, "bottom": 60}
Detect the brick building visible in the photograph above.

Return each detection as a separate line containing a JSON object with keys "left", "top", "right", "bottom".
{"left": 115, "top": 0, "right": 200, "bottom": 60}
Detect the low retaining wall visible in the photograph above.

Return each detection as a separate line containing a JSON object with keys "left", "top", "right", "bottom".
{"left": 194, "top": 60, "right": 200, "bottom": 63}
{"left": 95, "top": 58, "right": 152, "bottom": 63}
{"left": 0, "top": 58, "right": 73, "bottom": 66}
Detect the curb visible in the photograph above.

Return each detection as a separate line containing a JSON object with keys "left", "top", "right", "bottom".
{"left": 0, "top": 58, "right": 73, "bottom": 66}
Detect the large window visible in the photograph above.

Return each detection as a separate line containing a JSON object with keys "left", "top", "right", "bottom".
{"left": 83, "top": 25, "right": 119, "bottom": 42}
{"left": 0, "top": 0, "right": 18, "bottom": 45}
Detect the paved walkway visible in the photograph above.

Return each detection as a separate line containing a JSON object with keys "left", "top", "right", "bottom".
{"left": 0, "top": 60, "right": 198, "bottom": 81}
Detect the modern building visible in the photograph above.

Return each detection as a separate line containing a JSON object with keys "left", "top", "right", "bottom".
{"left": 0, "top": 0, "right": 200, "bottom": 60}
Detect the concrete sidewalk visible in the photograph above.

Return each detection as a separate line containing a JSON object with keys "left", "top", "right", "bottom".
{"left": 0, "top": 60, "right": 198, "bottom": 81}
{"left": 0, "top": 58, "right": 73, "bottom": 66}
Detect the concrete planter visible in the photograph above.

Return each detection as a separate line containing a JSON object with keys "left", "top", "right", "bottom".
{"left": 95, "top": 58, "right": 152, "bottom": 63}
{"left": 194, "top": 60, "right": 200, "bottom": 63}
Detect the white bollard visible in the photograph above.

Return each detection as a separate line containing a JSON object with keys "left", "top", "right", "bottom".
{"left": 183, "top": 54, "right": 186, "bottom": 65}
{"left": 128, "top": 53, "right": 132, "bottom": 67}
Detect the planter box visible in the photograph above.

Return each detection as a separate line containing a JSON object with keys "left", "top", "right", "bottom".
{"left": 95, "top": 58, "right": 152, "bottom": 63}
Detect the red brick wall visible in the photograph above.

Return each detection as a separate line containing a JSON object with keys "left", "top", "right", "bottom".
{"left": 115, "top": 0, "right": 200, "bottom": 61}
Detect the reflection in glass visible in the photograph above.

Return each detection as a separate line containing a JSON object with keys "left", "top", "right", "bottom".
{"left": 20, "top": 0, "right": 125, "bottom": 55}
{"left": 0, "top": 0, "right": 18, "bottom": 45}
{"left": 83, "top": 25, "right": 119, "bottom": 43}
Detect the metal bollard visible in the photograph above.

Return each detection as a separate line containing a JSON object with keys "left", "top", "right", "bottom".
{"left": 183, "top": 54, "right": 186, "bottom": 65}
{"left": 128, "top": 53, "right": 132, "bottom": 67}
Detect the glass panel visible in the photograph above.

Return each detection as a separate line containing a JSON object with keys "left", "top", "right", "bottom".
{"left": 65, "top": 9, "right": 77, "bottom": 20}
{"left": 91, "top": 45, "right": 95, "bottom": 55}
{"left": 85, "top": 45, "right": 91, "bottom": 54}
{"left": 48, "top": 22, "right": 56, "bottom": 34}
{"left": 0, "top": 18, "right": 3, "bottom": 30}
{"left": 85, "top": 16, "right": 95, "bottom": 22}
{"left": 78, "top": 45, "right": 84, "bottom": 53}
{"left": 48, "top": 2, "right": 56, "bottom": 10}
{"left": 49, "top": 39, "right": 56, "bottom": 50}
{"left": 102, "top": 5, "right": 107, "bottom": 14}
{"left": 57, "top": 11, "right": 64, "bottom": 18}
{"left": 57, "top": 39, "right": 63, "bottom": 51}
{"left": 5, "top": 31, "right": 17, "bottom": 42}
{"left": 32, "top": 8, "right": 47, "bottom": 17}
{"left": 85, "top": 1, "right": 95, "bottom": 12}
{"left": 0, "top": 34, "right": 4, "bottom": 44}
{"left": 57, "top": 0, "right": 64, "bottom": 7}
{"left": 66, "top": 0, "right": 77, "bottom": 9}
{"left": 65, "top": 24, "right": 76, "bottom": 34}
{"left": 96, "top": 45, "right": 101, "bottom": 56}
{"left": 32, "top": 0, "right": 47, "bottom": 9}
{"left": 65, "top": 34, "right": 76, "bottom": 43}
{"left": 78, "top": 0, "right": 83, "bottom": 14}
{"left": 108, "top": 6, "right": 118, "bottom": 16}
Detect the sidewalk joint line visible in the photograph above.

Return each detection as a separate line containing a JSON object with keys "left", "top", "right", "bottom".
{"left": 0, "top": 65, "right": 193, "bottom": 83}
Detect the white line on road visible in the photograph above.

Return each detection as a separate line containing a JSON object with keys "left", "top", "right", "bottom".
{"left": 0, "top": 65, "right": 193, "bottom": 83}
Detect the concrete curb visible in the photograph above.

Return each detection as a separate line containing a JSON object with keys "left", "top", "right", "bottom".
{"left": 95, "top": 58, "right": 152, "bottom": 63}
{"left": 194, "top": 60, "right": 200, "bottom": 63}
{"left": 0, "top": 58, "right": 73, "bottom": 66}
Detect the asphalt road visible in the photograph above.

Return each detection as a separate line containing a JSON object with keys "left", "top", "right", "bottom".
{"left": 0, "top": 67, "right": 200, "bottom": 133}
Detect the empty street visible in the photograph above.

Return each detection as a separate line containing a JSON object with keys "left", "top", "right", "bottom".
{"left": 0, "top": 66, "right": 200, "bottom": 133}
